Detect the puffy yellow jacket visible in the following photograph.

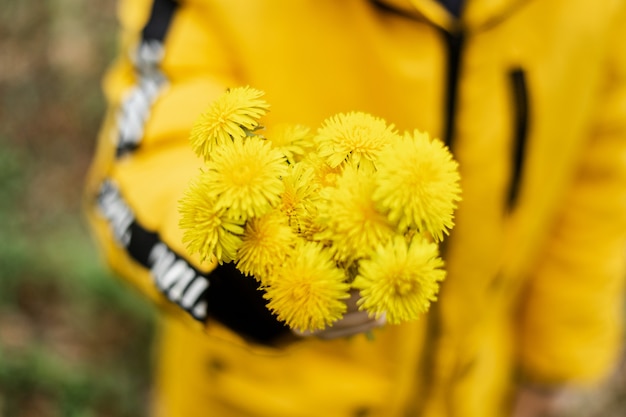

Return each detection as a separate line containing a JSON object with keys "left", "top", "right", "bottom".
{"left": 84, "top": 0, "right": 626, "bottom": 416}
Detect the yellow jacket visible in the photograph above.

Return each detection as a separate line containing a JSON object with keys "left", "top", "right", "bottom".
{"left": 85, "top": 0, "right": 626, "bottom": 416}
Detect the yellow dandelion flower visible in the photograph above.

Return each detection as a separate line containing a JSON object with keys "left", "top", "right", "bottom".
{"left": 178, "top": 178, "right": 244, "bottom": 263}
{"left": 316, "top": 164, "right": 395, "bottom": 263}
{"left": 301, "top": 153, "right": 342, "bottom": 188}
{"left": 264, "top": 241, "right": 350, "bottom": 331}
{"left": 267, "top": 123, "right": 315, "bottom": 164}
{"left": 315, "top": 111, "right": 398, "bottom": 170}
{"left": 203, "top": 137, "right": 287, "bottom": 221}
{"left": 280, "top": 163, "right": 321, "bottom": 238}
{"left": 189, "top": 86, "right": 270, "bottom": 160}
{"left": 373, "top": 130, "right": 461, "bottom": 241}
{"left": 352, "top": 235, "right": 445, "bottom": 324}
{"left": 236, "top": 211, "right": 295, "bottom": 285}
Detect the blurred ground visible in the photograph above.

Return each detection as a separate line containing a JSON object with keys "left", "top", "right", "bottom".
{"left": 0, "top": 1, "right": 625, "bottom": 417}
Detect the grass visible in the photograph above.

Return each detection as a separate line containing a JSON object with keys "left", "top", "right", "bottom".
{"left": 0, "top": 2, "right": 156, "bottom": 415}
{"left": 0, "top": 140, "right": 156, "bottom": 417}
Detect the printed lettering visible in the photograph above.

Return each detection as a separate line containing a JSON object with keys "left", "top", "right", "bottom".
{"left": 192, "top": 300, "right": 208, "bottom": 320}
{"left": 149, "top": 243, "right": 177, "bottom": 290}
{"left": 181, "top": 277, "right": 209, "bottom": 310}
{"left": 116, "top": 40, "right": 167, "bottom": 155}
{"left": 97, "top": 180, "right": 210, "bottom": 322}
{"left": 167, "top": 266, "right": 197, "bottom": 303}
{"left": 97, "top": 181, "right": 133, "bottom": 247}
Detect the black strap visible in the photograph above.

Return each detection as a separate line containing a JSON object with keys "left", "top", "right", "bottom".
{"left": 207, "top": 263, "right": 290, "bottom": 345}
{"left": 97, "top": 180, "right": 289, "bottom": 345}
{"left": 142, "top": 0, "right": 178, "bottom": 42}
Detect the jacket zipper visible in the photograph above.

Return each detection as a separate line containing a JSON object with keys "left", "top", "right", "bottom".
{"left": 442, "top": 29, "right": 465, "bottom": 149}
{"left": 414, "top": 27, "right": 466, "bottom": 417}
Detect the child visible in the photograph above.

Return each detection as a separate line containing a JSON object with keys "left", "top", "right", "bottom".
{"left": 84, "top": 1, "right": 626, "bottom": 416}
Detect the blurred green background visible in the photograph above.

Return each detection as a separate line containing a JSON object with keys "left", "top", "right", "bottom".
{"left": 0, "top": 1, "right": 625, "bottom": 416}
{"left": 0, "top": 1, "right": 156, "bottom": 416}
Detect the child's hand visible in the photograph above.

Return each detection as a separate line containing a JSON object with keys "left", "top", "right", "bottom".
{"left": 292, "top": 290, "right": 386, "bottom": 340}
{"left": 511, "top": 384, "right": 581, "bottom": 417}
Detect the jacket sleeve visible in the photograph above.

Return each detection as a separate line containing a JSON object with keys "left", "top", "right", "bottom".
{"left": 84, "top": 0, "right": 290, "bottom": 345}
{"left": 517, "top": 5, "right": 626, "bottom": 385}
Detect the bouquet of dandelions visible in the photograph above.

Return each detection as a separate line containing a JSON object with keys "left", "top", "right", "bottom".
{"left": 178, "top": 86, "right": 461, "bottom": 333}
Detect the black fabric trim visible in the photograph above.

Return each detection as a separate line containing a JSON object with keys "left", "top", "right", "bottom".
{"left": 508, "top": 68, "right": 529, "bottom": 207}
{"left": 116, "top": 143, "right": 138, "bottom": 158}
{"left": 441, "top": 29, "right": 465, "bottom": 149}
{"left": 436, "top": 0, "right": 465, "bottom": 18}
{"left": 369, "top": 0, "right": 422, "bottom": 20}
{"left": 115, "top": 0, "right": 176, "bottom": 160}
{"left": 207, "top": 263, "right": 290, "bottom": 344}
{"left": 125, "top": 221, "right": 210, "bottom": 321}
{"left": 347, "top": 3, "right": 469, "bottom": 151}
{"left": 127, "top": 223, "right": 289, "bottom": 345}
{"left": 417, "top": 30, "right": 465, "bottom": 412}
{"left": 97, "top": 180, "right": 289, "bottom": 345}
{"left": 142, "top": 0, "right": 179, "bottom": 42}
{"left": 127, "top": 222, "right": 160, "bottom": 264}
